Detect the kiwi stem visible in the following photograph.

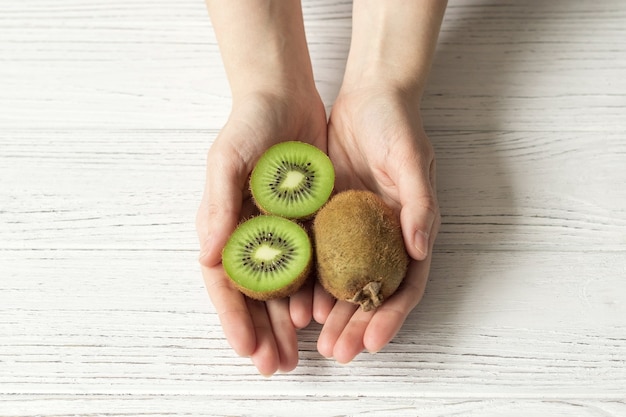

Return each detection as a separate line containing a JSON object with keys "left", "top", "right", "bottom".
{"left": 349, "top": 281, "right": 383, "bottom": 312}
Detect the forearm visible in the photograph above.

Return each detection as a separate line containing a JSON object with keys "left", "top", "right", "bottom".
{"left": 343, "top": 0, "right": 447, "bottom": 97}
{"left": 206, "top": 0, "right": 316, "bottom": 101}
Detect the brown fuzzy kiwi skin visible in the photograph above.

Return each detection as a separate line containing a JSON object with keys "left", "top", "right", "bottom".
{"left": 312, "top": 190, "right": 409, "bottom": 311}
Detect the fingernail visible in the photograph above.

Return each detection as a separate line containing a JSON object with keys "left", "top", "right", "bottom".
{"left": 414, "top": 230, "right": 429, "bottom": 258}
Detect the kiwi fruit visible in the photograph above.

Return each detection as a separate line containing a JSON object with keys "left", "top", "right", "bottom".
{"left": 250, "top": 141, "right": 335, "bottom": 219}
{"left": 222, "top": 215, "right": 312, "bottom": 301}
{"left": 313, "top": 190, "right": 409, "bottom": 312}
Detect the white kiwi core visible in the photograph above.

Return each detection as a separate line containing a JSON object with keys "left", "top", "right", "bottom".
{"left": 255, "top": 244, "right": 282, "bottom": 261}
{"left": 281, "top": 170, "right": 305, "bottom": 189}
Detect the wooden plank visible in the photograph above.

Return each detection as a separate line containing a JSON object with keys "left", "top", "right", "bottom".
{"left": 0, "top": 394, "right": 624, "bottom": 417}
{"left": 2, "top": 0, "right": 625, "bottom": 130}
{"left": 432, "top": 130, "right": 626, "bottom": 251}
{"left": 423, "top": 0, "right": 626, "bottom": 132}
{"left": 1, "top": 129, "right": 624, "bottom": 251}
{"left": 1, "top": 250, "right": 624, "bottom": 398}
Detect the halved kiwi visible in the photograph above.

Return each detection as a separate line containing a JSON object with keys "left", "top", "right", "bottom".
{"left": 250, "top": 141, "right": 335, "bottom": 219}
{"left": 222, "top": 215, "right": 312, "bottom": 300}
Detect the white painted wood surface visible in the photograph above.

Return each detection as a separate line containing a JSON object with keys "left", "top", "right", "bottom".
{"left": 1, "top": 0, "right": 625, "bottom": 415}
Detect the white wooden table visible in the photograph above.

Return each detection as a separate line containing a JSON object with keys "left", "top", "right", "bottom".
{"left": 1, "top": 1, "right": 625, "bottom": 415}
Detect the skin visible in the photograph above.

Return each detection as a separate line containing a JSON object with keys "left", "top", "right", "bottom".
{"left": 197, "top": 0, "right": 446, "bottom": 375}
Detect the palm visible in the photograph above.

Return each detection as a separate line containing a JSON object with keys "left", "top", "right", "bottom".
{"left": 329, "top": 93, "right": 403, "bottom": 205}
{"left": 316, "top": 89, "right": 440, "bottom": 363}
{"left": 197, "top": 91, "right": 327, "bottom": 376}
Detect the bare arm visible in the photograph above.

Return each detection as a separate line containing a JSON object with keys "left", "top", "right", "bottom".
{"left": 343, "top": 0, "right": 447, "bottom": 98}
{"left": 199, "top": 0, "right": 326, "bottom": 376}
{"left": 206, "top": 0, "right": 317, "bottom": 101}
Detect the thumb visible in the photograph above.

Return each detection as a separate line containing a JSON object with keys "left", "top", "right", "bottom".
{"left": 197, "top": 152, "right": 246, "bottom": 268}
{"left": 397, "top": 155, "right": 439, "bottom": 261}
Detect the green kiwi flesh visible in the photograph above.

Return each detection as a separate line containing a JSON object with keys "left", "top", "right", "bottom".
{"left": 313, "top": 190, "right": 409, "bottom": 311}
{"left": 222, "top": 215, "right": 312, "bottom": 300}
{"left": 250, "top": 141, "right": 334, "bottom": 219}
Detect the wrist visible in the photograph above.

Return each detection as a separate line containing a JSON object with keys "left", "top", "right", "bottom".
{"left": 229, "top": 61, "right": 317, "bottom": 105}
{"left": 341, "top": 0, "right": 447, "bottom": 97}
{"left": 207, "top": 0, "right": 317, "bottom": 102}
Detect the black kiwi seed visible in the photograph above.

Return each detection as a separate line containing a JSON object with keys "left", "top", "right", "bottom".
{"left": 249, "top": 141, "right": 335, "bottom": 219}
{"left": 222, "top": 215, "right": 312, "bottom": 300}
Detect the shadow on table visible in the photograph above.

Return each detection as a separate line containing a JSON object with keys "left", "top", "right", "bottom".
{"left": 383, "top": 0, "right": 564, "bottom": 349}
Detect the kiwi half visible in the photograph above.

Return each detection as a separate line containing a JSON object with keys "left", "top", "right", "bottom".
{"left": 222, "top": 215, "right": 312, "bottom": 301}
{"left": 313, "top": 190, "right": 409, "bottom": 312}
{"left": 250, "top": 141, "right": 334, "bottom": 219}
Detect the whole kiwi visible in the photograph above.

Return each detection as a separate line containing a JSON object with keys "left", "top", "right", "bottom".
{"left": 313, "top": 190, "right": 409, "bottom": 311}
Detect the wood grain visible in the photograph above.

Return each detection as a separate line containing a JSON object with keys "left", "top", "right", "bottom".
{"left": 1, "top": 0, "right": 625, "bottom": 415}
{"left": 1, "top": 251, "right": 624, "bottom": 393}
{"left": 1, "top": 129, "right": 624, "bottom": 251}
{"left": 0, "top": 395, "right": 625, "bottom": 417}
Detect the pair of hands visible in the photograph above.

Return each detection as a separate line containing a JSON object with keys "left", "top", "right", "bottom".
{"left": 196, "top": 84, "right": 441, "bottom": 376}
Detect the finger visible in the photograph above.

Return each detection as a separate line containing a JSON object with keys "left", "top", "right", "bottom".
{"left": 201, "top": 264, "right": 256, "bottom": 357}
{"left": 397, "top": 155, "right": 439, "bottom": 261}
{"left": 197, "top": 148, "right": 247, "bottom": 268}
{"left": 363, "top": 248, "right": 433, "bottom": 354}
{"left": 363, "top": 212, "right": 440, "bottom": 353}
{"left": 332, "top": 308, "right": 375, "bottom": 364}
{"left": 289, "top": 278, "right": 314, "bottom": 329}
{"left": 317, "top": 301, "right": 358, "bottom": 359}
{"left": 312, "top": 281, "right": 336, "bottom": 325}
{"left": 247, "top": 298, "right": 280, "bottom": 377}
{"left": 266, "top": 298, "right": 299, "bottom": 373}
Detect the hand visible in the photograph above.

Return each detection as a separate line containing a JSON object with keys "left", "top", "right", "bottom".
{"left": 196, "top": 89, "right": 327, "bottom": 376}
{"left": 314, "top": 86, "right": 441, "bottom": 363}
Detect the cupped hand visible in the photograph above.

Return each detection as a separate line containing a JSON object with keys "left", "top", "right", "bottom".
{"left": 315, "top": 86, "right": 441, "bottom": 363}
{"left": 196, "top": 89, "right": 327, "bottom": 376}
